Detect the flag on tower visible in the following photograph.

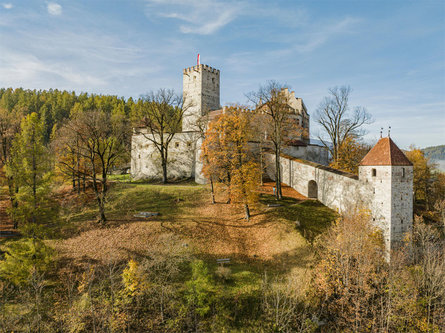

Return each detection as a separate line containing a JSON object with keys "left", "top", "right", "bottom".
{"left": 197, "top": 53, "right": 200, "bottom": 66}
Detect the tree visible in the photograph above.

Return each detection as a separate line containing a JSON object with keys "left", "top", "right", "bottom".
{"left": 57, "top": 110, "right": 127, "bottom": 224}
{"left": 183, "top": 260, "right": 215, "bottom": 331}
{"left": 0, "top": 107, "right": 22, "bottom": 227}
{"left": 0, "top": 238, "right": 53, "bottom": 287}
{"left": 312, "top": 209, "right": 388, "bottom": 331}
{"left": 406, "top": 147, "right": 436, "bottom": 211}
{"left": 201, "top": 107, "right": 260, "bottom": 220}
{"left": 329, "top": 135, "right": 370, "bottom": 174}
{"left": 7, "top": 113, "right": 55, "bottom": 232}
{"left": 248, "top": 81, "right": 305, "bottom": 200}
{"left": 316, "top": 86, "right": 372, "bottom": 164}
{"left": 133, "top": 89, "right": 189, "bottom": 183}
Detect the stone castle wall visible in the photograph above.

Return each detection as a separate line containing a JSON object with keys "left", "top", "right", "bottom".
{"left": 264, "top": 152, "right": 373, "bottom": 212}
{"left": 131, "top": 129, "right": 200, "bottom": 181}
{"left": 264, "top": 152, "right": 413, "bottom": 254}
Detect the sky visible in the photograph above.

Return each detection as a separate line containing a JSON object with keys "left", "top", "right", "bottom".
{"left": 0, "top": 0, "right": 444, "bottom": 149}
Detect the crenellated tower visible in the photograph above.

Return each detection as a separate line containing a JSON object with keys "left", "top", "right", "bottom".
{"left": 182, "top": 64, "right": 220, "bottom": 131}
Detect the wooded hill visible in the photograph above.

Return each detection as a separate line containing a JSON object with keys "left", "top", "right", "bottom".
{"left": 423, "top": 144, "right": 445, "bottom": 160}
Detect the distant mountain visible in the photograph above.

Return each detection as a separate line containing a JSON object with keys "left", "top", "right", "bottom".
{"left": 423, "top": 145, "right": 445, "bottom": 160}
{"left": 423, "top": 145, "right": 445, "bottom": 172}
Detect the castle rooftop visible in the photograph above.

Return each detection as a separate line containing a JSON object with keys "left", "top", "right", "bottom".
{"left": 360, "top": 137, "right": 412, "bottom": 166}
{"left": 183, "top": 64, "right": 220, "bottom": 74}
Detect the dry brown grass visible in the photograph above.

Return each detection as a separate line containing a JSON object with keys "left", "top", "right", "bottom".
{"left": 52, "top": 183, "right": 315, "bottom": 278}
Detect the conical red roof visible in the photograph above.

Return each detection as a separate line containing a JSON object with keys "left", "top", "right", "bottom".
{"left": 360, "top": 137, "right": 412, "bottom": 166}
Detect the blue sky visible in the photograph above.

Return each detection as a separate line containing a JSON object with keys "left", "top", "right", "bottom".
{"left": 0, "top": 0, "right": 444, "bottom": 149}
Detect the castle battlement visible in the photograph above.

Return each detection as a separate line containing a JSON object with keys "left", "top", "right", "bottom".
{"left": 183, "top": 64, "right": 220, "bottom": 74}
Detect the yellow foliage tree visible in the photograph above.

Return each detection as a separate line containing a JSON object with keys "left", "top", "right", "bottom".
{"left": 201, "top": 106, "right": 260, "bottom": 220}
{"left": 329, "top": 135, "right": 370, "bottom": 174}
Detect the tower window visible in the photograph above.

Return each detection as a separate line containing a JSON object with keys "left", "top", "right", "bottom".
{"left": 402, "top": 168, "right": 405, "bottom": 178}
{"left": 372, "top": 168, "right": 376, "bottom": 177}
{"left": 175, "top": 142, "right": 179, "bottom": 148}
{"left": 401, "top": 219, "right": 403, "bottom": 224}
{"left": 187, "top": 142, "right": 191, "bottom": 147}
{"left": 212, "top": 78, "right": 215, "bottom": 83}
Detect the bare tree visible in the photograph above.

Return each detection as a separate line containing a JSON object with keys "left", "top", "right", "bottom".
{"left": 135, "top": 89, "right": 189, "bottom": 183}
{"left": 315, "top": 86, "right": 372, "bottom": 164}
{"left": 248, "top": 81, "right": 303, "bottom": 200}
{"left": 57, "top": 110, "right": 127, "bottom": 224}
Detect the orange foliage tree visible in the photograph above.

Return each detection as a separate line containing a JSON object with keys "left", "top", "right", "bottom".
{"left": 201, "top": 106, "right": 259, "bottom": 220}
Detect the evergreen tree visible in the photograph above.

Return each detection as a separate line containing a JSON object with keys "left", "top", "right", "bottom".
{"left": 7, "top": 113, "right": 55, "bottom": 233}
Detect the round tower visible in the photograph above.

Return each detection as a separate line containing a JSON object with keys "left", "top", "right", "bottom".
{"left": 182, "top": 64, "right": 220, "bottom": 131}
{"left": 359, "top": 137, "right": 413, "bottom": 256}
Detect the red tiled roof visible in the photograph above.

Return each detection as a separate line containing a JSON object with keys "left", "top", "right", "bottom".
{"left": 359, "top": 137, "right": 412, "bottom": 166}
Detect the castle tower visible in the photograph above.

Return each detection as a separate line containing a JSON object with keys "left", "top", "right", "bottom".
{"left": 359, "top": 137, "right": 413, "bottom": 255}
{"left": 182, "top": 64, "right": 220, "bottom": 131}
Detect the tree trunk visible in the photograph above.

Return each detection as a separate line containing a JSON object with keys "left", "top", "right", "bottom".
{"left": 275, "top": 148, "right": 282, "bottom": 200}
{"left": 7, "top": 177, "right": 18, "bottom": 229}
{"left": 161, "top": 147, "right": 168, "bottom": 184}
{"left": 32, "top": 138, "right": 37, "bottom": 224}
{"left": 210, "top": 177, "right": 216, "bottom": 204}
{"left": 226, "top": 172, "right": 231, "bottom": 204}
{"left": 98, "top": 198, "right": 106, "bottom": 224}
{"left": 244, "top": 203, "right": 250, "bottom": 221}
{"left": 259, "top": 146, "right": 264, "bottom": 186}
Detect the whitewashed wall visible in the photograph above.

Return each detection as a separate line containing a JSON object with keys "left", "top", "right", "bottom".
{"left": 264, "top": 152, "right": 373, "bottom": 212}
{"left": 131, "top": 130, "right": 199, "bottom": 181}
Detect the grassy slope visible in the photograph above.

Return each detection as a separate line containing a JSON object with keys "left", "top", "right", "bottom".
{"left": 51, "top": 181, "right": 337, "bottom": 297}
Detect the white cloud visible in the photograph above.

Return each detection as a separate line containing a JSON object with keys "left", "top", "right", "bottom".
{"left": 2, "top": 3, "right": 13, "bottom": 9}
{"left": 47, "top": 2, "right": 62, "bottom": 16}
{"left": 145, "top": 0, "right": 243, "bottom": 35}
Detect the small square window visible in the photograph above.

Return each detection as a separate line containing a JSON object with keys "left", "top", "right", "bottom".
{"left": 175, "top": 142, "right": 179, "bottom": 148}
{"left": 187, "top": 142, "right": 191, "bottom": 147}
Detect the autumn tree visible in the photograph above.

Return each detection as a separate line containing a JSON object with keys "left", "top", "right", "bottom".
{"left": 201, "top": 107, "right": 260, "bottom": 220}
{"left": 248, "top": 81, "right": 305, "bottom": 200}
{"left": 406, "top": 147, "right": 436, "bottom": 211}
{"left": 57, "top": 110, "right": 127, "bottom": 223}
{"left": 312, "top": 209, "right": 388, "bottom": 331}
{"left": 316, "top": 86, "right": 372, "bottom": 164}
{"left": 329, "top": 135, "right": 370, "bottom": 174}
{"left": 7, "top": 113, "right": 55, "bottom": 232}
{"left": 132, "top": 89, "right": 189, "bottom": 183}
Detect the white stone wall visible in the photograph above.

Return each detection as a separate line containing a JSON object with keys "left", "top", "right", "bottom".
{"left": 266, "top": 152, "right": 413, "bottom": 254}
{"left": 131, "top": 130, "right": 200, "bottom": 181}
{"left": 265, "top": 153, "right": 371, "bottom": 212}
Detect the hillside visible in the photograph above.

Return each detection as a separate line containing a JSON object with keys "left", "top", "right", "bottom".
{"left": 423, "top": 144, "right": 445, "bottom": 160}
{"left": 52, "top": 181, "right": 335, "bottom": 272}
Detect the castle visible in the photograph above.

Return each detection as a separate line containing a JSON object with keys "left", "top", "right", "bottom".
{"left": 131, "top": 63, "right": 413, "bottom": 254}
